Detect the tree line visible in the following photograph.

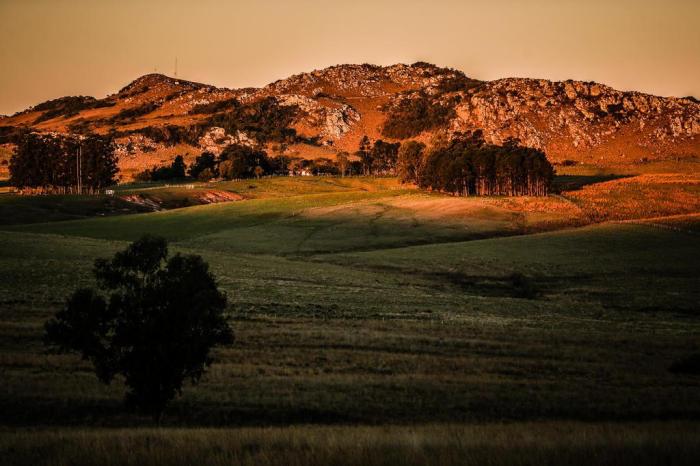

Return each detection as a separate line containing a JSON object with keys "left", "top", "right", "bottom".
{"left": 138, "top": 142, "right": 391, "bottom": 182}
{"left": 9, "top": 132, "right": 118, "bottom": 193}
{"left": 355, "top": 136, "right": 401, "bottom": 175}
{"left": 9, "top": 129, "right": 552, "bottom": 197}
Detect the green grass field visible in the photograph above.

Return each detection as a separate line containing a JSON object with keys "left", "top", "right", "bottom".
{"left": 0, "top": 176, "right": 698, "bottom": 465}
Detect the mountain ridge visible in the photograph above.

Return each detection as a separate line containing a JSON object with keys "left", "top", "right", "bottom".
{"left": 1, "top": 62, "right": 698, "bottom": 176}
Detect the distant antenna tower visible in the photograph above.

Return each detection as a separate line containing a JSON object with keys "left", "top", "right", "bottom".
{"left": 174, "top": 57, "right": 178, "bottom": 78}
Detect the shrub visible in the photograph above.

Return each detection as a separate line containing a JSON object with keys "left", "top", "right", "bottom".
{"left": 110, "top": 102, "right": 160, "bottom": 123}
{"left": 558, "top": 159, "right": 578, "bottom": 167}
{"left": 435, "top": 75, "right": 482, "bottom": 94}
{"left": 32, "top": 96, "right": 115, "bottom": 124}
{"left": 197, "top": 168, "right": 214, "bottom": 181}
{"left": 510, "top": 273, "right": 538, "bottom": 299}
{"left": 133, "top": 169, "right": 153, "bottom": 182}
{"left": 123, "top": 125, "right": 204, "bottom": 147}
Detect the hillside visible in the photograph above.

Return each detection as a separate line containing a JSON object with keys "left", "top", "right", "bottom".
{"left": 1, "top": 63, "right": 698, "bottom": 177}
{"left": 1, "top": 175, "right": 699, "bottom": 439}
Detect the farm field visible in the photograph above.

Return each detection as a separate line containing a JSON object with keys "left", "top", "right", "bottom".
{"left": 0, "top": 174, "right": 699, "bottom": 465}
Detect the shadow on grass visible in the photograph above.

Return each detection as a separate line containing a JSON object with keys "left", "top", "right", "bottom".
{"left": 553, "top": 174, "right": 632, "bottom": 192}
{"left": 2, "top": 393, "right": 699, "bottom": 428}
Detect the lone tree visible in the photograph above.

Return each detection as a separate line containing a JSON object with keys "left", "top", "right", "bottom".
{"left": 44, "top": 235, "right": 233, "bottom": 422}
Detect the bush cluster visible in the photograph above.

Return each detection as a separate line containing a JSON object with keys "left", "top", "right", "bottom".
{"left": 189, "top": 145, "right": 271, "bottom": 181}
{"left": 110, "top": 102, "right": 160, "bottom": 123}
{"left": 205, "top": 97, "right": 298, "bottom": 143}
{"left": 188, "top": 98, "right": 239, "bottom": 115}
{"left": 381, "top": 92, "right": 456, "bottom": 139}
{"left": 33, "top": 96, "right": 115, "bottom": 124}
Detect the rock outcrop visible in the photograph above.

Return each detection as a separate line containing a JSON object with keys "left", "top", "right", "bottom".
{"left": 2, "top": 63, "right": 698, "bottom": 166}
{"left": 198, "top": 127, "right": 255, "bottom": 155}
{"left": 443, "top": 78, "right": 700, "bottom": 160}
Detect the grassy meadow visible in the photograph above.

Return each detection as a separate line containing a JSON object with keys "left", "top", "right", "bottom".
{"left": 0, "top": 173, "right": 699, "bottom": 465}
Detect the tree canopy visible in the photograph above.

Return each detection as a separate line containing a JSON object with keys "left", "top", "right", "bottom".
{"left": 370, "top": 140, "right": 401, "bottom": 175}
{"left": 44, "top": 235, "right": 233, "bottom": 422}
{"left": 397, "top": 140, "right": 426, "bottom": 184}
{"left": 354, "top": 137, "right": 400, "bottom": 176}
{"left": 188, "top": 152, "right": 218, "bottom": 180}
{"left": 219, "top": 144, "right": 270, "bottom": 180}
{"left": 10, "top": 132, "right": 117, "bottom": 193}
{"left": 416, "top": 133, "right": 554, "bottom": 196}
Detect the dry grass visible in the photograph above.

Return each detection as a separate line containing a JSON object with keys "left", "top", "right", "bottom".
{"left": 116, "top": 143, "right": 201, "bottom": 180}
{"left": 555, "top": 160, "right": 700, "bottom": 176}
{"left": 2, "top": 422, "right": 698, "bottom": 466}
{"left": 565, "top": 174, "right": 700, "bottom": 221}
{"left": 301, "top": 193, "right": 584, "bottom": 237}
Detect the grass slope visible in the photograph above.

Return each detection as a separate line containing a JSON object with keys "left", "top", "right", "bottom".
{"left": 0, "top": 194, "right": 149, "bottom": 225}
{"left": 0, "top": 175, "right": 698, "bottom": 464}
{"left": 1, "top": 225, "right": 698, "bottom": 427}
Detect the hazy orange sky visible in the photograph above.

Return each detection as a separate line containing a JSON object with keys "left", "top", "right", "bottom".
{"left": 1, "top": 0, "right": 699, "bottom": 115}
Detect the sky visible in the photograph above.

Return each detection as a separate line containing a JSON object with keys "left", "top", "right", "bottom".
{"left": 1, "top": 0, "right": 699, "bottom": 115}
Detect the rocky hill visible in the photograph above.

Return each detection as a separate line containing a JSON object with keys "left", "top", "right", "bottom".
{"left": 1, "top": 62, "right": 698, "bottom": 176}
